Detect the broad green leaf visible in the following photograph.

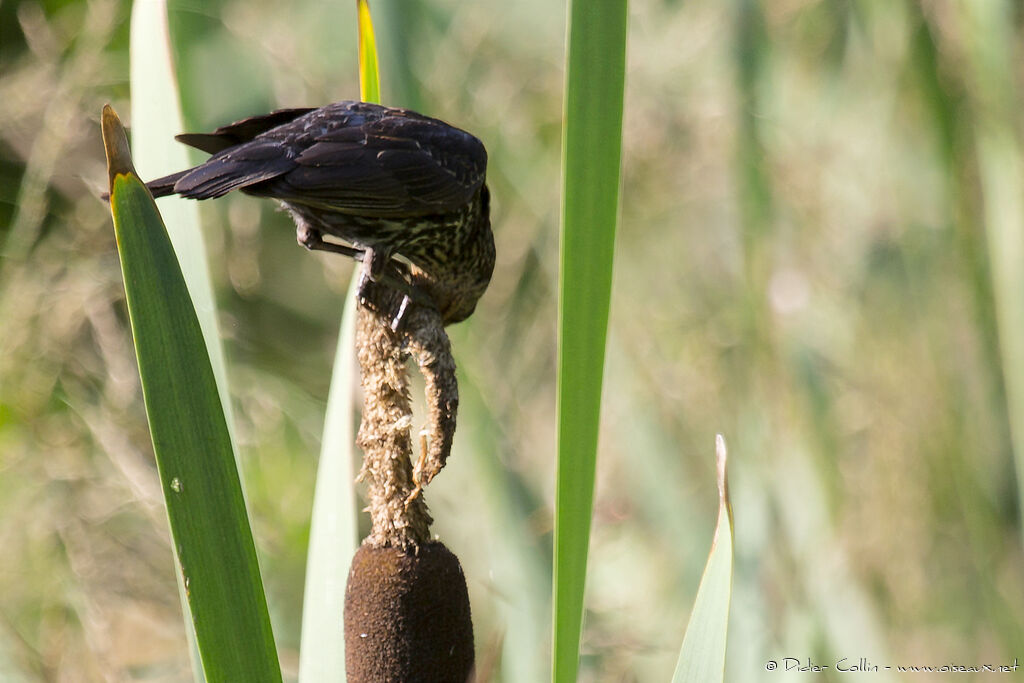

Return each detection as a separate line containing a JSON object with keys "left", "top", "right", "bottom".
{"left": 552, "top": 2, "right": 628, "bottom": 682}
{"left": 673, "top": 435, "right": 734, "bottom": 683}
{"left": 103, "top": 106, "right": 281, "bottom": 683}
{"left": 129, "top": 3, "right": 240, "bottom": 677}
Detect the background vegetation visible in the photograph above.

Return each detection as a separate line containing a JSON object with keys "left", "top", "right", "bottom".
{"left": 2, "top": 0, "right": 1024, "bottom": 680}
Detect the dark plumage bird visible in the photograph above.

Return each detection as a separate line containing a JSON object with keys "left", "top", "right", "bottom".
{"left": 144, "top": 101, "right": 494, "bottom": 325}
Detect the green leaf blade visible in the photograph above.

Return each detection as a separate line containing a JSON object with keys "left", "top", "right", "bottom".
{"left": 673, "top": 435, "right": 734, "bottom": 683}
{"left": 106, "top": 114, "right": 281, "bottom": 680}
{"left": 357, "top": 0, "right": 381, "bottom": 104}
{"left": 128, "top": 3, "right": 245, "bottom": 676}
{"left": 298, "top": 277, "right": 360, "bottom": 683}
{"left": 552, "top": 2, "right": 628, "bottom": 682}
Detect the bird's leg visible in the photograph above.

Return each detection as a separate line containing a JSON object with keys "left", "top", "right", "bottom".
{"left": 297, "top": 224, "right": 364, "bottom": 260}
{"left": 298, "top": 226, "right": 434, "bottom": 330}
{"left": 298, "top": 229, "right": 403, "bottom": 305}
{"left": 356, "top": 247, "right": 385, "bottom": 303}
{"left": 355, "top": 249, "right": 398, "bottom": 325}
{"left": 366, "top": 246, "right": 389, "bottom": 282}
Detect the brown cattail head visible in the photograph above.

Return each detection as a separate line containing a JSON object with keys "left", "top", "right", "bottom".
{"left": 344, "top": 541, "right": 474, "bottom": 682}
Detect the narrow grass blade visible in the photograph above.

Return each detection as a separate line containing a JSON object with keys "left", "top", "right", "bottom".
{"left": 978, "top": 132, "right": 1024, "bottom": 533}
{"left": 103, "top": 106, "right": 281, "bottom": 683}
{"left": 357, "top": 0, "right": 381, "bottom": 104}
{"left": 298, "top": 286, "right": 360, "bottom": 683}
{"left": 552, "top": 2, "right": 628, "bottom": 681}
{"left": 673, "top": 436, "right": 734, "bottom": 683}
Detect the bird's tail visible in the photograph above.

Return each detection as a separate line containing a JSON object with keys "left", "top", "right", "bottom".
{"left": 99, "top": 169, "right": 189, "bottom": 202}
{"left": 145, "top": 169, "right": 191, "bottom": 198}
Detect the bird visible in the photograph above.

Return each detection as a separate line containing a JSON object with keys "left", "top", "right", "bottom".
{"left": 141, "top": 100, "right": 494, "bottom": 326}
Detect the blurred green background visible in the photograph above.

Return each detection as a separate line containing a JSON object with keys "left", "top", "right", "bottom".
{"left": 3, "top": 0, "right": 1024, "bottom": 681}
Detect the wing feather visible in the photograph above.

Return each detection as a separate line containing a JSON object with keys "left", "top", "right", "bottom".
{"left": 174, "top": 142, "right": 297, "bottom": 199}
{"left": 175, "top": 108, "right": 315, "bottom": 154}
{"left": 265, "top": 114, "right": 486, "bottom": 216}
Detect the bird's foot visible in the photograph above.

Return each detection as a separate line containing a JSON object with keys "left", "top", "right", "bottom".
{"left": 356, "top": 254, "right": 436, "bottom": 332}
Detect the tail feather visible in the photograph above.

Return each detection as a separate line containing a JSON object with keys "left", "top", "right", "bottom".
{"left": 146, "top": 169, "right": 191, "bottom": 198}
{"left": 99, "top": 168, "right": 189, "bottom": 202}
{"left": 171, "top": 142, "right": 295, "bottom": 199}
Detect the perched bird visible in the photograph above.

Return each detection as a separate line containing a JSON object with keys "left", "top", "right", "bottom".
{"left": 143, "top": 101, "right": 494, "bottom": 326}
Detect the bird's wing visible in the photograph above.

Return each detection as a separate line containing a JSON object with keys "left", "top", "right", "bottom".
{"left": 267, "top": 114, "right": 488, "bottom": 217}
{"left": 171, "top": 141, "right": 299, "bottom": 199}
{"left": 145, "top": 108, "right": 316, "bottom": 198}
{"left": 160, "top": 103, "right": 486, "bottom": 213}
{"left": 175, "top": 108, "right": 316, "bottom": 154}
